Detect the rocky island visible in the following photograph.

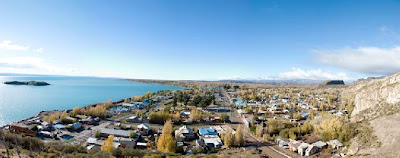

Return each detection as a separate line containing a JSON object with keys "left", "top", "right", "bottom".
{"left": 4, "top": 81, "right": 50, "bottom": 86}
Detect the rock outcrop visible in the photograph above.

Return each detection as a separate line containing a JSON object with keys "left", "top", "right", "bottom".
{"left": 322, "top": 80, "right": 345, "bottom": 86}
{"left": 344, "top": 73, "right": 400, "bottom": 117}
{"left": 4, "top": 81, "right": 50, "bottom": 86}
{"left": 344, "top": 73, "right": 400, "bottom": 157}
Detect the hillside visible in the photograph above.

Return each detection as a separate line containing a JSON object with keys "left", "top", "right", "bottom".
{"left": 344, "top": 73, "right": 400, "bottom": 118}
{"left": 343, "top": 73, "right": 400, "bottom": 157}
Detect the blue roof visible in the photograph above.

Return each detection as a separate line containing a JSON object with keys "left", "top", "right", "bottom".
{"left": 300, "top": 112, "right": 309, "bottom": 117}
{"left": 54, "top": 124, "right": 65, "bottom": 129}
{"left": 199, "top": 128, "right": 217, "bottom": 135}
{"left": 234, "top": 98, "right": 246, "bottom": 107}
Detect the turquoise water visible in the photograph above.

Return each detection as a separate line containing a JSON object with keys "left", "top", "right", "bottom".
{"left": 0, "top": 76, "right": 182, "bottom": 126}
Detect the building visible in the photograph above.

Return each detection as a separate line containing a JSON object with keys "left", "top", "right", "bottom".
{"left": 201, "top": 135, "right": 223, "bottom": 148}
{"left": 305, "top": 145, "right": 319, "bottom": 156}
{"left": 312, "top": 141, "right": 327, "bottom": 149}
{"left": 86, "top": 137, "right": 99, "bottom": 145}
{"left": 9, "top": 123, "right": 37, "bottom": 136}
{"left": 126, "top": 116, "right": 141, "bottom": 123}
{"left": 99, "top": 128, "right": 132, "bottom": 138}
{"left": 80, "top": 118, "right": 96, "bottom": 125}
{"left": 114, "top": 137, "right": 136, "bottom": 148}
{"left": 137, "top": 124, "right": 150, "bottom": 135}
{"left": 175, "top": 125, "right": 195, "bottom": 141}
{"left": 71, "top": 122, "right": 82, "bottom": 130}
{"left": 198, "top": 128, "right": 217, "bottom": 136}
{"left": 136, "top": 142, "right": 148, "bottom": 150}
{"left": 298, "top": 143, "right": 310, "bottom": 156}
{"left": 289, "top": 140, "right": 302, "bottom": 152}
{"left": 328, "top": 139, "right": 343, "bottom": 149}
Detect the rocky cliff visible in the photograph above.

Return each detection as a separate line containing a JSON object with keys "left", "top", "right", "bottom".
{"left": 344, "top": 73, "right": 400, "bottom": 118}
{"left": 344, "top": 73, "right": 400, "bottom": 157}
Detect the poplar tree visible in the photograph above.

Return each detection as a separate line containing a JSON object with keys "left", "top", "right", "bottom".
{"left": 235, "top": 125, "right": 245, "bottom": 146}
{"left": 101, "top": 135, "right": 115, "bottom": 151}
{"left": 157, "top": 120, "right": 176, "bottom": 152}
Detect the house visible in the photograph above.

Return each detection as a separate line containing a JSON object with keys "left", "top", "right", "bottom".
{"left": 210, "top": 116, "right": 223, "bottom": 123}
{"left": 180, "top": 111, "right": 191, "bottom": 118}
{"left": 210, "top": 126, "right": 225, "bottom": 136}
{"left": 114, "top": 137, "right": 136, "bottom": 148}
{"left": 86, "top": 137, "right": 99, "bottom": 145}
{"left": 201, "top": 135, "right": 223, "bottom": 148}
{"left": 39, "top": 131, "right": 52, "bottom": 138}
{"left": 111, "top": 107, "right": 129, "bottom": 113}
{"left": 87, "top": 144, "right": 101, "bottom": 151}
{"left": 113, "top": 142, "right": 121, "bottom": 148}
{"left": 54, "top": 124, "right": 66, "bottom": 130}
{"left": 328, "top": 139, "right": 343, "bottom": 149}
{"left": 279, "top": 141, "right": 289, "bottom": 149}
{"left": 126, "top": 116, "right": 141, "bottom": 123}
{"left": 80, "top": 118, "right": 96, "bottom": 125}
{"left": 137, "top": 124, "right": 150, "bottom": 136}
{"left": 99, "top": 128, "right": 132, "bottom": 138}
{"left": 297, "top": 98, "right": 303, "bottom": 102}
{"left": 276, "top": 138, "right": 288, "bottom": 149}
{"left": 312, "top": 141, "right": 327, "bottom": 150}
{"left": 9, "top": 123, "right": 37, "bottom": 136}
{"left": 305, "top": 145, "right": 319, "bottom": 156}
{"left": 134, "top": 102, "right": 146, "bottom": 109}
{"left": 289, "top": 140, "right": 302, "bottom": 152}
{"left": 282, "top": 98, "right": 289, "bottom": 103}
{"left": 243, "top": 117, "right": 252, "bottom": 128}
{"left": 136, "top": 142, "right": 148, "bottom": 150}
{"left": 198, "top": 128, "right": 217, "bottom": 136}
{"left": 71, "top": 122, "right": 82, "bottom": 130}
{"left": 246, "top": 101, "right": 259, "bottom": 107}
{"left": 300, "top": 104, "right": 311, "bottom": 109}
{"left": 175, "top": 125, "right": 195, "bottom": 141}
{"left": 233, "top": 98, "right": 246, "bottom": 107}
{"left": 283, "top": 115, "right": 292, "bottom": 120}
{"left": 298, "top": 143, "right": 310, "bottom": 156}
{"left": 300, "top": 112, "right": 309, "bottom": 119}
{"left": 122, "top": 103, "right": 135, "bottom": 109}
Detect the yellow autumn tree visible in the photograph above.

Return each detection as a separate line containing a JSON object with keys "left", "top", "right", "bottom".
{"left": 223, "top": 127, "right": 234, "bottom": 147}
{"left": 101, "top": 135, "right": 115, "bottom": 151}
{"left": 48, "top": 113, "right": 56, "bottom": 124}
{"left": 235, "top": 125, "right": 245, "bottom": 146}
{"left": 157, "top": 119, "right": 176, "bottom": 152}
{"left": 60, "top": 111, "right": 67, "bottom": 121}
{"left": 190, "top": 108, "right": 201, "bottom": 122}
{"left": 43, "top": 116, "right": 48, "bottom": 123}
{"left": 70, "top": 107, "right": 79, "bottom": 117}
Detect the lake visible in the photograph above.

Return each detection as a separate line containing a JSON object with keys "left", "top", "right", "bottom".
{"left": 0, "top": 75, "right": 183, "bottom": 126}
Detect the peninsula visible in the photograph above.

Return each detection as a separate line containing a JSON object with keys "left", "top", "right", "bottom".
{"left": 4, "top": 81, "right": 50, "bottom": 86}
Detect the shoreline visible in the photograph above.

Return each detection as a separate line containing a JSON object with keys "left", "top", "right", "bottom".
{"left": 0, "top": 79, "right": 184, "bottom": 129}
{"left": 0, "top": 98, "right": 127, "bottom": 129}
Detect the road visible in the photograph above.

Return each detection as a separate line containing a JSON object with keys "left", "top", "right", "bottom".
{"left": 220, "top": 88, "right": 291, "bottom": 158}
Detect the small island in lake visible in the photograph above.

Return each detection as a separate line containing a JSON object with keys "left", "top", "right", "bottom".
{"left": 4, "top": 81, "right": 50, "bottom": 86}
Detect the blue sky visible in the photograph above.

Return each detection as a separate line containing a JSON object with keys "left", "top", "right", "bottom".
{"left": 1, "top": 0, "right": 400, "bottom": 80}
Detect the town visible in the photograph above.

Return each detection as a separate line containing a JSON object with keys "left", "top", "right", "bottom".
{"left": 0, "top": 80, "right": 361, "bottom": 158}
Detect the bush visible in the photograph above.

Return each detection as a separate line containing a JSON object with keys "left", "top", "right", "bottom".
{"left": 149, "top": 111, "right": 172, "bottom": 124}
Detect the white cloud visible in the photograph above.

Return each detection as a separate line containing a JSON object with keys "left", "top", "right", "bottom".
{"left": 0, "top": 40, "right": 30, "bottom": 51}
{"left": 268, "top": 68, "right": 350, "bottom": 80}
{"left": 217, "top": 68, "right": 350, "bottom": 81}
{"left": 313, "top": 46, "right": 400, "bottom": 75}
{"left": 0, "top": 57, "right": 77, "bottom": 75}
{"left": 34, "top": 48, "right": 44, "bottom": 53}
